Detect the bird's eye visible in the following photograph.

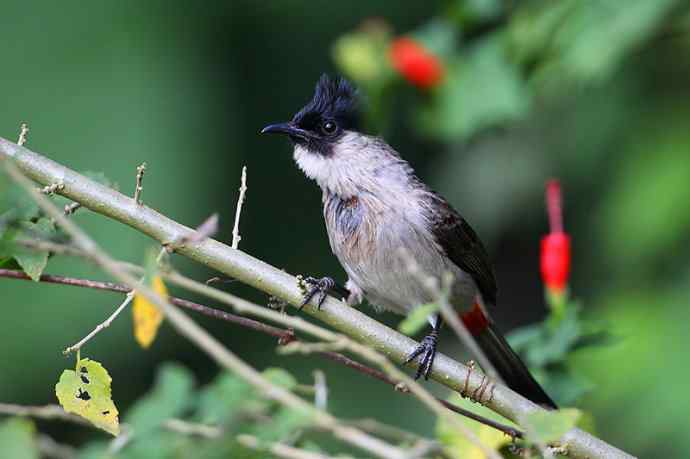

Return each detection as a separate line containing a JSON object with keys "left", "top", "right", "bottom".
{"left": 321, "top": 120, "right": 337, "bottom": 135}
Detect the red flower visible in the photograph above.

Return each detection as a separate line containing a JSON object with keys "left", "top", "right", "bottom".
{"left": 389, "top": 37, "right": 443, "bottom": 89}
{"left": 540, "top": 180, "right": 571, "bottom": 293}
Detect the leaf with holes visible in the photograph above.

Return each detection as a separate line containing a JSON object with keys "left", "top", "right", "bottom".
{"left": 55, "top": 358, "right": 119, "bottom": 435}
{"left": 133, "top": 275, "right": 167, "bottom": 348}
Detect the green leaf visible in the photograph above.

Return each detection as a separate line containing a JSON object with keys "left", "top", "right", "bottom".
{"left": 252, "top": 406, "right": 315, "bottom": 444}
{"left": 196, "top": 372, "right": 254, "bottom": 425}
{"left": 523, "top": 408, "right": 581, "bottom": 445}
{"left": 0, "top": 418, "right": 39, "bottom": 459}
{"left": 0, "top": 175, "right": 40, "bottom": 223}
{"left": 55, "top": 358, "right": 120, "bottom": 436}
{"left": 398, "top": 302, "right": 440, "bottom": 336}
{"left": 125, "top": 363, "right": 195, "bottom": 435}
{"left": 600, "top": 126, "right": 690, "bottom": 270}
{"left": 413, "top": 18, "right": 458, "bottom": 57}
{"left": 332, "top": 28, "right": 389, "bottom": 84}
{"left": 262, "top": 367, "right": 298, "bottom": 391}
{"left": 541, "top": 369, "right": 594, "bottom": 406}
{"left": 418, "top": 36, "right": 529, "bottom": 140}
{"left": 13, "top": 218, "right": 55, "bottom": 281}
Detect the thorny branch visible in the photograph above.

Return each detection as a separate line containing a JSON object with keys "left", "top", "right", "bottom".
{"left": 17, "top": 122, "right": 28, "bottom": 146}
{"left": 0, "top": 136, "right": 633, "bottom": 459}
{"left": 1, "top": 153, "right": 407, "bottom": 459}
{"left": 0, "top": 266, "right": 523, "bottom": 439}
{"left": 133, "top": 162, "right": 146, "bottom": 205}
{"left": 232, "top": 165, "right": 247, "bottom": 249}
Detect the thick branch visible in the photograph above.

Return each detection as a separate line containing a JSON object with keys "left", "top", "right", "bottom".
{"left": 2, "top": 150, "right": 406, "bottom": 459}
{"left": 0, "top": 137, "right": 633, "bottom": 459}
{"left": 0, "top": 268, "right": 522, "bottom": 439}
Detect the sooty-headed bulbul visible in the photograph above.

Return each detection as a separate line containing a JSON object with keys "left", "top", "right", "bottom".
{"left": 261, "top": 74, "right": 556, "bottom": 409}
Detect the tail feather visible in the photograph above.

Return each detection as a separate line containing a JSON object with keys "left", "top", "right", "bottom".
{"left": 474, "top": 323, "right": 557, "bottom": 409}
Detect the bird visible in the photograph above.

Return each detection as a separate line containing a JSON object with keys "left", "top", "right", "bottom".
{"left": 261, "top": 74, "right": 557, "bottom": 409}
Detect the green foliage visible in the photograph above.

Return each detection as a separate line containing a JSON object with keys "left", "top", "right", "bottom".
{"left": 0, "top": 418, "right": 39, "bottom": 459}
{"left": 2, "top": 1, "right": 690, "bottom": 457}
{"left": 398, "top": 302, "right": 439, "bottom": 336}
{"left": 523, "top": 408, "right": 581, "bottom": 445}
{"left": 125, "top": 363, "right": 194, "bottom": 436}
{"left": 9, "top": 218, "right": 55, "bottom": 281}
{"left": 508, "top": 296, "right": 610, "bottom": 405}
{"left": 418, "top": 36, "right": 529, "bottom": 140}
{"left": 55, "top": 364, "right": 317, "bottom": 459}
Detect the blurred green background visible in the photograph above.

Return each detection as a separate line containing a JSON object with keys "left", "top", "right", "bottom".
{"left": 1, "top": 1, "right": 690, "bottom": 457}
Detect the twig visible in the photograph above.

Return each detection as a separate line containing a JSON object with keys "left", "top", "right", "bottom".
{"left": 64, "top": 202, "right": 82, "bottom": 215}
{"left": 162, "top": 271, "right": 500, "bottom": 459}
{"left": 0, "top": 137, "right": 634, "bottom": 459}
{"left": 17, "top": 122, "right": 29, "bottom": 146}
{"left": 63, "top": 291, "right": 135, "bottom": 355}
{"left": 398, "top": 249, "right": 501, "bottom": 382}
{"left": 312, "top": 370, "right": 328, "bottom": 411}
{"left": 163, "top": 418, "right": 222, "bottom": 438}
{"left": 0, "top": 267, "right": 523, "bottom": 439}
{"left": 37, "top": 434, "right": 76, "bottom": 459}
{"left": 40, "top": 182, "right": 64, "bottom": 195}
{"left": 1, "top": 157, "right": 407, "bottom": 459}
{"left": 237, "top": 434, "right": 338, "bottom": 459}
{"left": 133, "top": 162, "right": 146, "bottom": 205}
{"left": 231, "top": 165, "right": 247, "bottom": 249}
{"left": 188, "top": 213, "right": 219, "bottom": 244}
{"left": 0, "top": 403, "right": 88, "bottom": 426}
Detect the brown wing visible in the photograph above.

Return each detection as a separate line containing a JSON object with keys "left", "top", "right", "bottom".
{"left": 427, "top": 192, "right": 497, "bottom": 306}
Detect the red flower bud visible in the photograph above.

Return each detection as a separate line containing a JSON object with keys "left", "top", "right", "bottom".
{"left": 389, "top": 37, "right": 443, "bottom": 89}
{"left": 540, "top": 180, "right": 571, "bottom": 293}
{"left": 541, "top": 232, "right": 571, "bottom": 292}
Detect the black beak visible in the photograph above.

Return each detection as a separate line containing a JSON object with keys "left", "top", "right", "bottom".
{"left": 261, "top": 122, "right": 309, "bottom": 141}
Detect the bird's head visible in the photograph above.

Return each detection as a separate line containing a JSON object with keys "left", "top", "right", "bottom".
{"left": 261, "top": 74, "right": 360, "bottom": 156}
{"left": 262, "top": 75, "right": 399, "bottom": 197}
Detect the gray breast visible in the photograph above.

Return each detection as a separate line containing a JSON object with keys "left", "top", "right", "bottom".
{"left": 323, "top": 191, "right": 478, "bottom": 315}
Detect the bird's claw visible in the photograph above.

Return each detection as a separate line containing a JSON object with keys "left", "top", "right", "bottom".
{"left": 403, "top": 331, "right": 439, "bottom": 380}
{"left": 299, "top": 276, "right": 335, "bottom": 311}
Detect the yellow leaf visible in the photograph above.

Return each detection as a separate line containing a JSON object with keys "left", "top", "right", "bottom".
{"left": 55, "top": 358, "right": 119, "bottom": 436}
{"left": 132, "top": 275, "right": 167, "bottom": 348}
{"left": 437, "top": 393, "right": 516, "bottom": 458}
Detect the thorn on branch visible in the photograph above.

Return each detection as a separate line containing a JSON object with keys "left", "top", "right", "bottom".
{"left": 394, "top": 382, "right": 410, "bottom": 393}
{"left": 64, "top": 202, "right": 82, "bottom": 215}
{"left": 40, "top": 182, "right": 65, "bottom": 195}
{"left": 268, "top": 295, "right": 288, "bottom": 313}
{"left": 231, "top": 166, "right": 248, "bottom": 249}
{"left": 17, "top": 122, "right": 29, "bottom": 146}
{"left": 187, "top": 213, "right": 219, "bottom": 244}
{"left": 133, "top": 162, "right": 146, "bottom": 205}
{"left": 205, "top": 276, "right": 236, "bottom": 285}
{"left": 277, "top": 327, "right": 296, "bottom": 345}
{"left": 313, "top": 370, "right": 328, "bottom": 411}
{"left": 162, "top": 213, "right": 220, "bottom": 255}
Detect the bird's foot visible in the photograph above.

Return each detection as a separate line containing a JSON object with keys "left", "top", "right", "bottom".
{"left": 298, "top": 276, "right": 335, "bottom": 310}
{"left": 404, "top": 330, "right": 439, "bottom": 380}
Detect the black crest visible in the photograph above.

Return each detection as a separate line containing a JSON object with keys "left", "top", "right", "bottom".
{"left": 293, "top": 74, "right": 359, "bottom": 131}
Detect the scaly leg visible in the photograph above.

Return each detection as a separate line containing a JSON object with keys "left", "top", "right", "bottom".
{"left": 404, "top": 315, "right": 442, "bottom": 380}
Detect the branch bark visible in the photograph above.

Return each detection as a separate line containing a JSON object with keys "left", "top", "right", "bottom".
{"left": 0, "top": 137, "right": 633, "bottom": 459}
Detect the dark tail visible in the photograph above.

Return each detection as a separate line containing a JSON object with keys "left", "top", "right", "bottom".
{"left": 462, "top": 305, "right": 557, "bottom": 409}
{"left": 475, "top": 324, "right": 557, "bottom": 409}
